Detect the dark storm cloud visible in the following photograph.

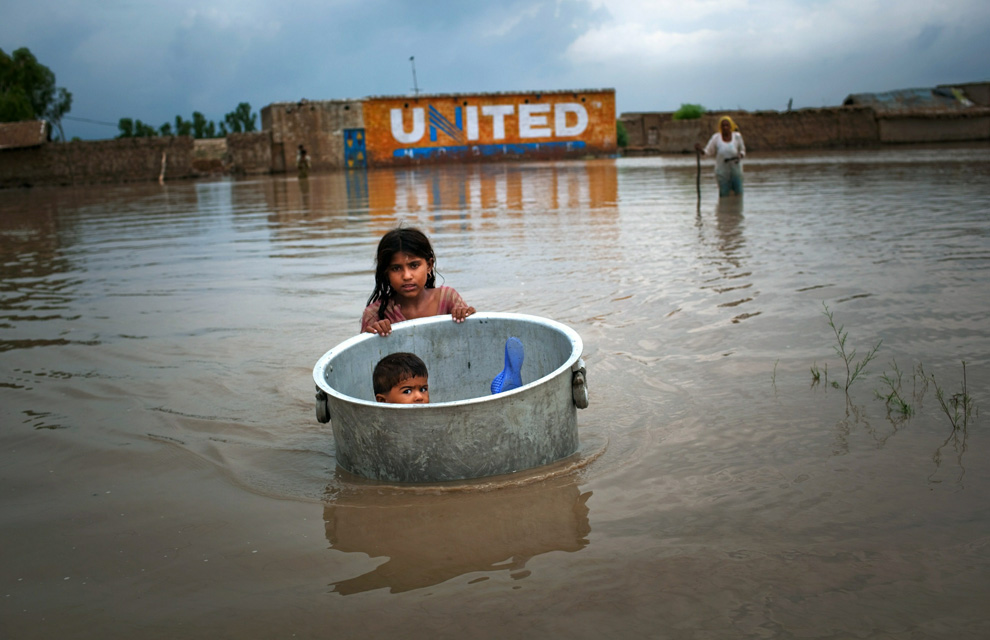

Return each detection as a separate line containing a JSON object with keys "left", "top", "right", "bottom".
{"left": 2, "top": 0, "right": 988, "bottom": 140}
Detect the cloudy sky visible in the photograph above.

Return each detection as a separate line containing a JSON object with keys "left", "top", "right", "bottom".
{"left": 3, "top": 0, "right": 989, "bottom": 140}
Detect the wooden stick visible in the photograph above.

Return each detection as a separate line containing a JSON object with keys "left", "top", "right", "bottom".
{"left": 695, "top": 150, "right": 701, "bottom": 204}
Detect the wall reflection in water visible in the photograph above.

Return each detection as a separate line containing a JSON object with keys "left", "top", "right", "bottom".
{"left": 324, "top": 474, "right": 592, "bottom": 595}
{"left": 264, "top": 160, "right": 618, "bottom": 235}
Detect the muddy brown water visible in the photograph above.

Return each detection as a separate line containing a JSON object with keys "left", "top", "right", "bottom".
{"left": 2, "top": 146, "right": 989, "bottom": 638}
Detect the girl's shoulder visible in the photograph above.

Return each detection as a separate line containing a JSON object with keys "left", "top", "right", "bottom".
{"left": 434, "top": 285, "right": 466, "bottom": 311}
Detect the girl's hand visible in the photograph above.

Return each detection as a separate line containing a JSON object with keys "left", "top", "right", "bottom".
{"left": 451, "top": 305, "right": 476, "bottom": 323}
{"left": 365, "top": 319, "right": 392, "bottom": 336}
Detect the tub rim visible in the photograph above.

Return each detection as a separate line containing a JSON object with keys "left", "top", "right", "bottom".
{"left": 313, "top": 311, "right": 584, "bottom": 409}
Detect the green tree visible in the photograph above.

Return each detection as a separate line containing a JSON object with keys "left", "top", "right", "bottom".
{"left": 223, "top": 102, "right": 257, "bottom": 133}
{"left": 117, "top": 117, "right": 134, "bottom": 138}
{"left": 672, "top": 103, "right": 705, "bottom": 120}
{"left": 174, "top": 115, "right": 192, "bottom": 137}
{"left": 134, "top": 119, "right": 156, "bottom": 137}
{"left": 47, "top": 87, "right": 72, "bottom": 141}
{"left": 118, "top": 117, "right": 157, "bottom": 138}
{"left": 616, "top": 120, "right": 628, "bottom": 147}
{"left": 192, "top": 111, "right": 207, "bottom": 138}
{"left": 0, "top": 47, "right": 73, "bottom": 140}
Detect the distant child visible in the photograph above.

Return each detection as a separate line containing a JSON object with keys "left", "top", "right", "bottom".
{"left": 296, "top": 144, "right": 311, "bottom": 179}
{"left": 373, "top": 352, "right": 430, "bottom": 404}
{"left": 361, "top": 227, "right": 475, "bottom": 336}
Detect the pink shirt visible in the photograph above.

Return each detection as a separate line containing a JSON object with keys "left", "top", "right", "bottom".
{"left": 360, "top": 286, "right": 468, "bottom": 333}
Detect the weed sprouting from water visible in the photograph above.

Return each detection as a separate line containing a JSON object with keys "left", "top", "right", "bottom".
{"left": 875, "top": 359, "right": 913, "bottom": 419}
{"left": 822, "top": 302, "right": 882, "bottom": 393}
{"left": 800, "top": 304, "right": 980, "bottom": 485}
{"left": 927, "top": 361, "right": 977, "bottom": 431}
{"left": 810, "top": 361, "right": 831, "bottom": 388}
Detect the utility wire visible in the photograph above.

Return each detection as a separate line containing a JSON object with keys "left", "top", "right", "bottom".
{"left": 62, "top": 115, "right": 119, "bottom": 127}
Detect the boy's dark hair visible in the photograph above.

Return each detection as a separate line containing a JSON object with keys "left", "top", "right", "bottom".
{"left": 367, "top": 227, "right": 437, "bottom": 320}
{"left": 373, "top": 352, "right": 429, "bottom": 395}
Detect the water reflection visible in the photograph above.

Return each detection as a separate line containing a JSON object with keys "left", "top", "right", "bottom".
{"left": 265, "top": 160, "right": 617, "bottom": 222}
{"left": 930, "top": 422, "right": 968, "bottom": 487}
{"left": 695, "top": 196, "right": 758, "bottom": 323}
{"left": 324, "top": 473, "right": 592, "bottom": 594}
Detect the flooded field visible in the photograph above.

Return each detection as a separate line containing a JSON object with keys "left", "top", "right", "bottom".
{"left": 2, "top": 145, "right": 989, "bottom": 638}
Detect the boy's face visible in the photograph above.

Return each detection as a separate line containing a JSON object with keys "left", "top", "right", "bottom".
{"left": 376, "top": 375, "right": 430, "bottom": 404}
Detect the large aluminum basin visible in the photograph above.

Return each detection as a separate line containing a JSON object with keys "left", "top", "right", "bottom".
{"left": 313, "top": 312, "right": 587, "bottom": 483}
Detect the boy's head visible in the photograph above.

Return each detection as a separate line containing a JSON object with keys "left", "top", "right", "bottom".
{"left": 373, "top": 352, "right": 429, "bottom": 404}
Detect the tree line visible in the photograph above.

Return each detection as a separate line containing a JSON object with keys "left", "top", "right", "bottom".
{"left": 117, "top": 102, "right": 257, "bottom": 139}
{"left": 2, "top": 46, "right": 258, "bottom": 141}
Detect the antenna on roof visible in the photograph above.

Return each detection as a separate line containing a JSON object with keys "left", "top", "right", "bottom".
{"left": 410, "top": 56, "right": 419, "bottom": 96}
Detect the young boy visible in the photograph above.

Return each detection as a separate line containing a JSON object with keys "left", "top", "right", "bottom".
{"left": 373, "top": 352, "right": 430, "bottom": 404}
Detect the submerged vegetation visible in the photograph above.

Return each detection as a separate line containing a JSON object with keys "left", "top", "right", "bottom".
{"left": 802, "top": 303, "right": 978, "bottom": 432}
{"left": 926, "top": 361, "right": 976, "bottom": 431}
{"left": 875, "top": 360, "right": 914, "bottom": 419}
{"left": 822, "top": 302, "right": 882, "bottom": 392}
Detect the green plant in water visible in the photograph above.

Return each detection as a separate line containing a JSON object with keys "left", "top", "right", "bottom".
{"left": 810, "top": 361, "right": 827, "bottom": 386}
{"left": 672, "top": 103, "right": 705, "bottom": 120}
{"left": 875, "top": 359, "right": 913, "bottom": 418}
{"left": 822, "top": 302, "right": 882, "bottom": 392}
{"left": 928, "top": 361, "right": 977, "bottom": 430}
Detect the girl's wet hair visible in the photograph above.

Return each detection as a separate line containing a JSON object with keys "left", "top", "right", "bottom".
{"left": 367, "top": 227, "right": 437, "bottom": 320}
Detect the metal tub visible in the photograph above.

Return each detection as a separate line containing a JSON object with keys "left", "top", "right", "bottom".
{"left": 313, "top": 312, "right": 588, "bottom": 483}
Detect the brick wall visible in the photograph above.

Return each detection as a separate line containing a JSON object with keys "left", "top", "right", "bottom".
{"left": 878, "top": 112, "right": 990, "bottom": 143}
{"left": 624, "top": 107, "right": 880, "bottom": 154}
{"left": 622, "top": 106, "right": 990, "bottom": 154}
{"left": 226, "top": 131, "right": 272, "bottom": 174}
{"left": 0, "top": 137, "right": 194, "bottom": 188}
{"left": 362, "top": 89, "right": 617, "bottom": 166}
{"left": 261, "top": 100, "right": 365, "bottom": 173}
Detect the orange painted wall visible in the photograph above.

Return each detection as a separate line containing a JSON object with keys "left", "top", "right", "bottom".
{"left": 362, "top": 89, "right": 616, "bottom": 166}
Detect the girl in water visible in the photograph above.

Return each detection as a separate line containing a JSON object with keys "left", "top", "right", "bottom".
{"left": 361, "top": 227, "right": 475, "bottom": 336}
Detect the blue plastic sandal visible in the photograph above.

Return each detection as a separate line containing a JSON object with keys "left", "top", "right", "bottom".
{"left": 491, "top": 337, "right": 524, "bottom": 394}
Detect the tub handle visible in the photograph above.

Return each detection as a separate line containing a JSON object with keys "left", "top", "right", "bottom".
{"left": 571, "top": 358, "right": 589, "bottom": 409}
{"left": 315, "top": 386, "right": 331, "bottom": 423}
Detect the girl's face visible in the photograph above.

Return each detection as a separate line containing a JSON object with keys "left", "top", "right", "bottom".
{"left": 720, "top": 119, "right": 732, "bottom": 136}
{"left": 387, "top": 251, "right": 432, "bottom": 299}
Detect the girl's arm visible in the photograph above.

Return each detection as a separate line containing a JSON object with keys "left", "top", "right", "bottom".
{"left": 736, "top": 132, "right": 746, "bottom": 158}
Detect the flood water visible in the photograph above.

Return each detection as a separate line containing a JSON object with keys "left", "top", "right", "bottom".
{"left": 2, "top": 145, "right": 989, "bottom": 638}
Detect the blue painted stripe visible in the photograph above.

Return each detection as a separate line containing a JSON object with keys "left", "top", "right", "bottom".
{"left": 428, "top": 106, "right": 465, "bottom": 144}
{"left": 393, "top": 141, "right": 586, "bottom": 159}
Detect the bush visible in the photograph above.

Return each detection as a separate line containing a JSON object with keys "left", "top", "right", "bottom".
{"left": 672, "top": 103, "right": 705, "bottom": 120}
{"left": 616, "top": 120, "right": 628, "bottom": 147}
